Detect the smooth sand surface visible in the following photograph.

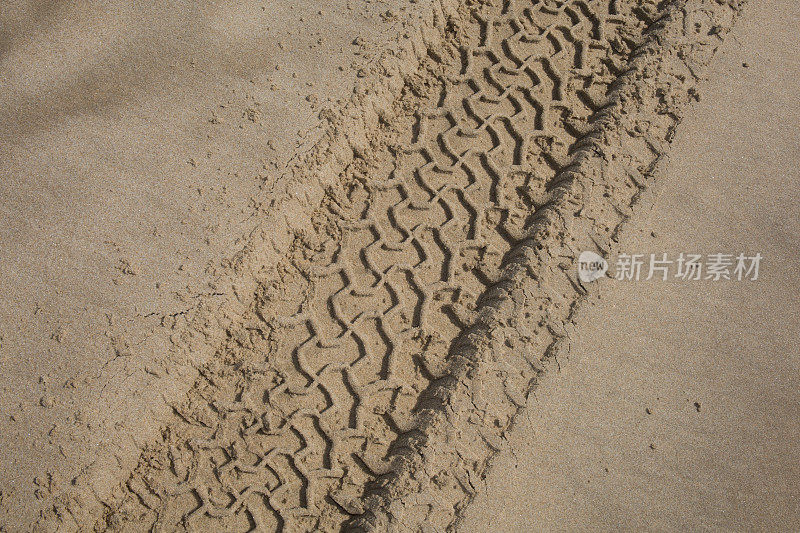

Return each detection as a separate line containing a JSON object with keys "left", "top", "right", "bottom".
{"left": 459, "top": 1, "right": 800, "bottom": 530}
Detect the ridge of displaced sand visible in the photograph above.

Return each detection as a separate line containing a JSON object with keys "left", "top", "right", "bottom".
{"left": 349, "top": 1, "right": 747, "bottom": 531}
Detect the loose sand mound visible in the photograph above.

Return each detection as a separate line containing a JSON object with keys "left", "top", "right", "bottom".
{"left": 1, "top": 0, "right": 747, "bottom": 531}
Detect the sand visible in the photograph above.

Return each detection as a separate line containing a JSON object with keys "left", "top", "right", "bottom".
{"left": 1, "top": 0, "right": 796, "bottom": 531}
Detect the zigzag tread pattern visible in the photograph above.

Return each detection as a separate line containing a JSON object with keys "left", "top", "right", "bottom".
{"left": 105, "top": 1, "right": 658, "bottom": 531}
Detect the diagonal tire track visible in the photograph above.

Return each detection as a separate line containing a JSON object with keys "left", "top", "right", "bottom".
{"left": 78, "top": 1, "right": 746, "bottom": 531}
{"left": 351, "top": 1, "right": 746, "bottom": 530}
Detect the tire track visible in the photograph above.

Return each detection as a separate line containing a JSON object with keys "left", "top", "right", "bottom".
{"left": 84, "top": 1, "right": 744, "bottom": 531}
{"left": 352, "top": 1, "right": 745, "bottom": 530}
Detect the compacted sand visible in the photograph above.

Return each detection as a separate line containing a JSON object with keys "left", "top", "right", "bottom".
{"left": 1, "top": 1, "right": 796, "bottom": 531}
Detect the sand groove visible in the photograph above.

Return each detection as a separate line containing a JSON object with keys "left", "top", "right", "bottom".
{"left": 68, "top": 1, "right": 745, "bottom": 531}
